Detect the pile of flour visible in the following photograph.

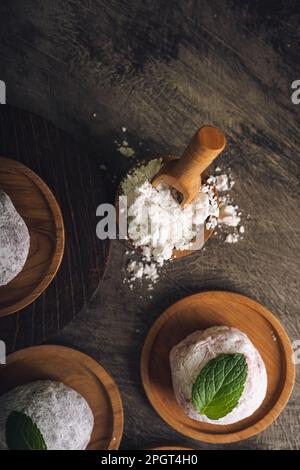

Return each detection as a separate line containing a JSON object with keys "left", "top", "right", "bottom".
{"left": 121, "top": 159, "right": 219, "bottom": 285}
{"left": 121, "top": 160, "right": 244, "bottom": 287}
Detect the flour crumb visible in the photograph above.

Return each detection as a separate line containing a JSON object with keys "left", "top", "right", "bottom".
{"left": 127, "top": 260, "right": 159, "bottom": 285}
{"left": 215, "top": 174, "right": 229, "bottom": 192}
{"left": 213, "top": 171, "right": 245, "bottom": 244}
{"left": 115, "top": 130, "right": 135, "bottom": 157}
{"left": 118, "top": 146, "right": 135, "bottom": 158}
{"left": 225, "top": 233, "right": 239, "bottom": 244}
{"left": 219, "top": 205, "right": 240, "bottom": 227}
{"left": 270, "top": 331, "right": 277, "bottom": 342}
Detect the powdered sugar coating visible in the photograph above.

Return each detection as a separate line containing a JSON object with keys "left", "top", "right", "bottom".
{"left": 0, "top": 380, "right": 94, "bottom": 450}
{"left": 170, "top": 326, "right": 267, "bottom": 424}
{"left": 0, "top": 191, "right": 30, "bottom": 286}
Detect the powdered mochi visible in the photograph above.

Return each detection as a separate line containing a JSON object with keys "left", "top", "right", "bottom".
{"left": 0, "top": 380, "right": 94, "bottom": 450}
{"left": 0, "top": 190, "right": 30, "bottom": 286}
{"left": 170, "top": 326, "right": 267, "bottom": 425}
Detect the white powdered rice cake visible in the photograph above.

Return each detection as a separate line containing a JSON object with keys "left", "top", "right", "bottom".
{"left": 0, "top": 380, "right": 94, "bottom": 450}
{"left": 0, "top": 190, "right": 30, "bottom": 286}
{"left": 170, "top": 326, "right": 267, "bottom": 425}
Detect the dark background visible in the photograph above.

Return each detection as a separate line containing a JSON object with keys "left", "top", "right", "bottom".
{"left": 0, "top": 0, "right": 300, "bottom": 450}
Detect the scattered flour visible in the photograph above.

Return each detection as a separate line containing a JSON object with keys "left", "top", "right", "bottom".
{"left": 116, "top": 128, "right": 135, "bottom": 157}
{"left": 215, "top": 174, "right": 230, "bottom": 192}
{"left": 219, "top": 205, "right": 240, "bottom": 227}
{"left": 225, "top": 233, "right": 240, "bottom": 244}
{"left": 210, "top": 168, "right": 245, "bottom": 244}
{"left": 118, "top": 146, "right": 135, "bottom": 158}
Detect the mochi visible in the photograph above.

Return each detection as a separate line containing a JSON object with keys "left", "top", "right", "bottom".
{"left": 0, "top": 191, "right": 30, "bottom": 286}
{"left": 0, "top": 380, "right": 94, "bottom": 450}
{"left": 170, "top": 326, "right": 267, "bottom": 425}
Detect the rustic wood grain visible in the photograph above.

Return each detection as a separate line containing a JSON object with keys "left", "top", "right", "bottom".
{"left": 0, "top": 345, "right": 124, "bottom": 450}
{"left": 0, "top": 106, "right": 110, "bottom": 350}
{"left": 141, "top": 291, "right": 295, "bottom": 443}
{"left": 0, "top": 0, "right": 299, "bottom": 450}
{"left": 0, "top": 157, "right": 64, "bottom": 317}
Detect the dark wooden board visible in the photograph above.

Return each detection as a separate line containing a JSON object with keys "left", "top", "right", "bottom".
{"left": 0, "top": 0, "right": 299, "bottom": 451}
{"left": 0, "top": 106, "right": 110, "bottom": 351}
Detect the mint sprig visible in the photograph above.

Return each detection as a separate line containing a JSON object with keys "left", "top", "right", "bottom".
{"left": 192, "top": 353, "right": 248, "bottom": 420}
{"left": 6, "top": 411, "right": 47, "bottom": 450}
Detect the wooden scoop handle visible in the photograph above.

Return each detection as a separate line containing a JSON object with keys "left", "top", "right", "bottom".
{"left": 176, "top": 125, "right": 226, "bottom": 177}
{"left": 152, "top": 125, "right": 226, "bottom": 206}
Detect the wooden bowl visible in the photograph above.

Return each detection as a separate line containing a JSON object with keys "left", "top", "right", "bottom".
{"left": 141, "top": 291, "right": 295, "bottom": 443}
{"left": 0, "top": 345, "right": 124, "bottom": 450}
{"left": 0, "top": 157, "right": 64, "bottom": 317}
{"left": 116, "top": 155, "right": 217, "bottom": 260}
{"left": 148, "top": 445, "right": 197, "bottom": 450}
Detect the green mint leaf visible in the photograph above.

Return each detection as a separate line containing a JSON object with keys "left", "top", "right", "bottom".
{"left": 192, "top": 353, "right": 248, "bottom": 420}
{"left": 6, "top": 411, "right": 47, "bottom": 450}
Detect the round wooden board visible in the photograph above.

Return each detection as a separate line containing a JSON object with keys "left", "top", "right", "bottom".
{"left": 0, "top": 345, "right": 124, "bottom": 450}
{"left": 116, "top": 155, "right": 215, "bottom": 259}
{"left": 141, "top": 291, "right": 295, "bottom": 443}
{"left": 0, "top": 106, "right": 110, "bottom": 352}
{"left": 0, "top": 157, "right": 64, "bottom": 317}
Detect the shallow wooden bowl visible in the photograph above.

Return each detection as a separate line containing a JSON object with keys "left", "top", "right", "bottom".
{"left": 148, "top": 445, "right": 197, "bottom": 450}
{"left": 0, "top": 157, "right": 64, "bottom": 317}
{"left": 116, "top": 155, "right": 216, "bottom": 260}
{"left": 141, "top": 291, "right": 295, "bottom": 443}
{"left": 0, "top": 345, "right": 124, "bottom": 450}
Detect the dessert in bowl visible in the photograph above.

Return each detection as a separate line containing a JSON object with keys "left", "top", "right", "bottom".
{"left": 141, "top": 291, "right": 295, "bottom": 442}
{"left": 0, "top": 190, "right": 30, "bottom": 287}
{"left": 0, "top": 380, "right": 93, "bottom": 450}
{"left": 170, "top": 326, "right": 267, "bottom": 425}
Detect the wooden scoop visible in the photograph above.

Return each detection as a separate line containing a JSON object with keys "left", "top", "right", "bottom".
{"left": 152, "top": 126, "right": 226, "bottom": 206}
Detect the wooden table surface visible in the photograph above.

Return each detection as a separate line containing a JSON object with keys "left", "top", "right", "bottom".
{"left": 0, "top": 0, "right": 299, "bottom": 450}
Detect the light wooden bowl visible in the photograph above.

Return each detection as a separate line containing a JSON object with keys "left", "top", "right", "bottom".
{"left": 148, "top": 445, "right": 197, "bottom": 450}
{"left": 0, "top": 157, "right": 64, "bottom": 317}
{"left": 116, "top": 155, "right": 217, "bottom": 260}
{"left": 141, "top": 291, "right": 295, "bottom": 443}
{"left": 0, "top": 345, "right": 124, "bottom": 450}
